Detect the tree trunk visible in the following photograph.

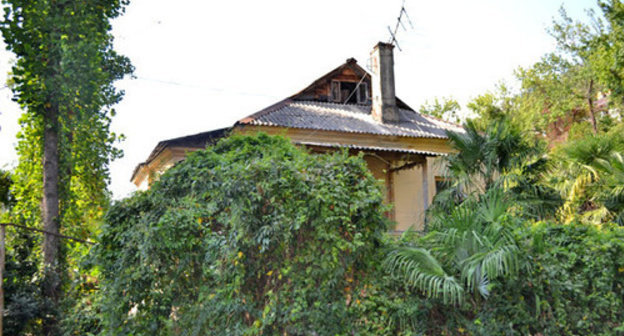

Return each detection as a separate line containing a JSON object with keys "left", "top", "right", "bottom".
{"left": 42, "top": 107, "right": 61, "bottom": 336}
{"left": 587, "top": 79, "right": 598, "bottom": 134}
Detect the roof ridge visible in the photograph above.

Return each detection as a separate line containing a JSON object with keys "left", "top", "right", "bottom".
{"left": 237, "top": 98, "right": 294, "bottom": 124}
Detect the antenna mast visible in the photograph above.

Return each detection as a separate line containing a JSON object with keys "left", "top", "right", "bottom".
{"left": 387, "top": 0, "right": 414, "bottom": 51}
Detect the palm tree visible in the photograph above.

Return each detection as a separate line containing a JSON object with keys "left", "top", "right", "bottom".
{"left": 385, "top": 188, "right": 523, "bottom": 304}
{"left": 385, "top": 117, "right": 542, "bottom": 304}
{"left": 444, "top": 119, "right": 538, "bottom": 193}
{"left": 595, "top": 152, "right": 624, "bottom": 225}
{"left": 548, "top": 128, "right": 624, "bottom": 224}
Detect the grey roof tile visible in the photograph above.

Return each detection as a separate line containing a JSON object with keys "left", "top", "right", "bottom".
{"left": 239, "top": 100, "right": 463, "bottom": 139}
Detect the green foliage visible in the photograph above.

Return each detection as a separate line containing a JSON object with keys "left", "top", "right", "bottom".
{"left": 386, "top": 187, "right": 525, "bottom": 307}
{"left": 3, "top": 228, "right": 44, "bottom": 336}
{"left": 418, "top": 97, "right": 462, "bottom": 124}
{"left": 1, "top": 170, "right": 45, "bottom": 336}
{"left": 547, "top": 125, "right": 624, "bottom": 224}
{"left": 1, "top": 0, "right": 133, "bottom": 235}
{"left": 514, "top": 53, "right": 591, "bottom": 133}
{"left": 60, "top": 265, "right": 104, "bottom": 336}
{"left": 444, "top": 117, "right": 542, "bottom": 194}
{"left": 478, "top": 222, "right": 624, "bottom": 335}
{"left": 382, "top": 117, "right": 624, "bottom": 334}
{"left": 352, "top": 256, "right": 471, "bottom": 336}
{"left": 380, "top": 221, "right": 624, "bottom": 335}
{"left": 378, "top": 2, "right": 624, "bottom": 334}
{"left": 0, "top": 169, "right": 13, "bottom": 212}
{"left": 385, "top": 246, "right": 463, "bottom": 305}
{"left": 466, "top": 1, "right": 624, "bottom": 141}
{"left": 466, "top": 84, "right": 517, "bottom": 131}
{"left": 1, "top": 0, "right": 133, "bottom": 333}
{"left": 95, "top": 134, "right": 389, "bottom": 335}
{"left": 552, "top": 1, "right": 624, "bottom": 103}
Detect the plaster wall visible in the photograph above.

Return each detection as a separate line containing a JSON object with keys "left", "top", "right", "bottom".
{"left": 394, "top": 164, "right": 424, "bottom": 231}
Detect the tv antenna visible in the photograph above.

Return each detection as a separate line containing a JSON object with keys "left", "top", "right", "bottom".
{"left": 387, "top": 0, "right": 414, "bottom": 51}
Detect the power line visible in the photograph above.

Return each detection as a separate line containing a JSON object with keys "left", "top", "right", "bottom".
{"left": 0, "top": 222, "right": 95, "bottom": 245}
{"left": 0, "top": 221, "right": 95, "bottom": 332}
{"left": 134, "top": 76, "right": 280, "bottom": 99}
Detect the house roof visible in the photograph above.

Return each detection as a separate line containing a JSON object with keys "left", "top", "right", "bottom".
{"left": 237, "top": 99, "right": 463, "bottom": 139}
{"left": 236, "top": 58, "right": 462, "bottom": 138}
{"left": 132, "top": 58, "right": 463, "bottom": 184}
{"left": 130, "top": 127, "right": 231, "bottom": 182}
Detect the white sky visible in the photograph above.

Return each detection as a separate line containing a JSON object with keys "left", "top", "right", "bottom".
{"left": 0, "top": 0, "right": 598, "bottom": 199}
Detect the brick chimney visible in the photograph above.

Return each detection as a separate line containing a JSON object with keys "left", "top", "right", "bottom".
{"left": 370, "top": 42, "right": 399, "bottom": 123}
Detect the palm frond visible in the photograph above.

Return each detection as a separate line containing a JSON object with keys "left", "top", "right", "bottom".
{"left": 385, "top": 247, "right": 464, "bottom": 305}
{"left": 460, "top": 243, "right": 520, "bottom": 298}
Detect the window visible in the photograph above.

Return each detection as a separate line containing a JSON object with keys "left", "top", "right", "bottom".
{"left": 435, "top": 176, "right": 450, "bottom": 194}
{"left": 358, "top": 82, "right": 368, "bottom": 104}
{"left": 330, "top": 80, "right": 369, "bottom": 104}
{"left": 331, "top": 81, "right": 341, "bottom": 103}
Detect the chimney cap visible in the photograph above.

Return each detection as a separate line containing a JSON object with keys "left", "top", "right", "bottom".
{"left": 373, "top": 41, "right": 395, "bottom": 51}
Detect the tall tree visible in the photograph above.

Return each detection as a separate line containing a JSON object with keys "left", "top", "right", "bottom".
{"left": 0, "top": 0, "right": 133, "bottom": 334}
{"left": 510, "top": 1, "right": 624, "bottom": 140}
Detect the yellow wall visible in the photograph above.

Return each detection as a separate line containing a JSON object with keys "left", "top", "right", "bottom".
{"left": 393, "top": 164, "right": 426, "bottom": 232}
{"left": 132, "top": 147, "right": 200, "bottom": 188}
{"left": 363, "top": 156, "right": 445, "bottom": 232}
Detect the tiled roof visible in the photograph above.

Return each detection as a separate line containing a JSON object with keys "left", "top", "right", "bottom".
{"left": 238, "top": 100, "right": 463, "bottom": 139}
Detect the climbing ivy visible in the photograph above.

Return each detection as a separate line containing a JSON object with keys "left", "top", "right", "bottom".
{"left": 95, "top": 134, "right": 389, "bottom": 335}
{"left": 0, "top": 0, "right": 133, "bottom": 333}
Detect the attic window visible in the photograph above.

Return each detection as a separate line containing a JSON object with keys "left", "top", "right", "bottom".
{"left": 330, "top": 80, "right": 369, "bottom": 104}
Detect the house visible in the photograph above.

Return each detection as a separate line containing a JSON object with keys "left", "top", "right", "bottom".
{"left": 131, "top": 42, "right": 463, "bottom": 232}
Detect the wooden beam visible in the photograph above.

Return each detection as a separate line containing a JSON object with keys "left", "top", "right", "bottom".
{"left": 389, "top": 156, "right": 426, "bottom": 173}
{"left": 422, "top": 160, "right": 429, "bottom": 213}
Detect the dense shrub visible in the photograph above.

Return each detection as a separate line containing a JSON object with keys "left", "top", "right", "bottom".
{"left": 378, "top": 115, "right": 624, "bottom": 335}
{"left": 95, "top": 134, "right": 389, "bottom": 335}
{"left": 93, "top": 133, "right": 624, "bottom": 335}
{"left": 359, "top": 222, "right": 624, "bottom": 336}
{"left": 477, "top": 222, "right": 624, "bottom": 335}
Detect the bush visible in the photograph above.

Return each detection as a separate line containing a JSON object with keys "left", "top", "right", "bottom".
{"left": 95, "top": 134, "right": 389, "bottom": 335}
{"left": 478, "top": 222, "right": 624, "bottom": 335}
{"left": 376, "top": 222, "right": 624, "bottom": 335}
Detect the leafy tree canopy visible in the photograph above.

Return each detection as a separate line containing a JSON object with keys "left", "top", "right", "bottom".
{"left": 0, "top": 0, "right": 133, "bottom": 333}
{"left": 418, "top": 97, "right": 462, "bottom": 124}
{"left": 95, "top": 134, "right": 389, "bottom": 335}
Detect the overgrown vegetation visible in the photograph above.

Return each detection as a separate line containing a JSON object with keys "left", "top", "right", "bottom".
{"left": 376, "top": 2, "right": 624, "bottom": 333}
{"left": 3, "top": 0, "right": 624, "bottom": 335}
{"left": 92, "top": 122, "right": 624, "bottom": 335}
{"left": 0, "top": 0, "right": 132, "bottom": 334}
{"left": 377, "top": 116, "right": 624, "bottom": 335}
{"left": 95, "top": 134, "right": 389, "bottom": 335}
